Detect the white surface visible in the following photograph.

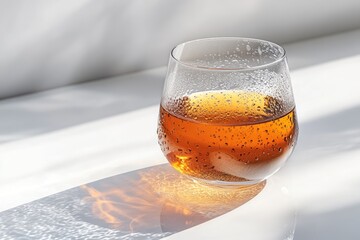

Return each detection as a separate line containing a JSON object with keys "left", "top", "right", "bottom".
{"left": 2, "top": 0, "right": 360, "bottom": 98}
{"left": 1, "top": 29, "right": 360, "bottom": 239}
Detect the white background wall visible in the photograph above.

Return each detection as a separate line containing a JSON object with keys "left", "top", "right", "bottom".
{"left": 1, "top": 0, "right": 360, "bottom": 99}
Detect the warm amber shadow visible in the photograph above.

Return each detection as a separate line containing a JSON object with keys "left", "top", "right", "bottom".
{"left": 81, "top": 164, "right": 265, "bottom": 235}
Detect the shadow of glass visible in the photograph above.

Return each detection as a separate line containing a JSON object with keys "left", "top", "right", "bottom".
{"left": 81, "top": 164, "right": 265, "bottom": 236}
{"left": 0, "top": 164, "right": 265, "bottom": 239}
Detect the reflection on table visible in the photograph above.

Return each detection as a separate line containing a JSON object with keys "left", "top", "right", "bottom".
{"left": 0, "top": 164, "right": 295, "bottom": 240}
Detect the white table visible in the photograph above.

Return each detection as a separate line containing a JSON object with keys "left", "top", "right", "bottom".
{"left": 0, "top": 29, "right": 360, "bottom": 239}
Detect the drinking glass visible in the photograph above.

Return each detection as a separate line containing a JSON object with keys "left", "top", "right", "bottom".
{"left": 157, "top": 37, "right": 298, "bottom": 187}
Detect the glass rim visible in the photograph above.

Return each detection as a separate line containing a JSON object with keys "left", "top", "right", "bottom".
{"left": 170, "top": 37, "right": 287, "bottom": 72}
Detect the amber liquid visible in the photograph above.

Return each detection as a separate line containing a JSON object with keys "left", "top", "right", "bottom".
{"left": 158, "top": 91, "right": 298, "bottom": 184}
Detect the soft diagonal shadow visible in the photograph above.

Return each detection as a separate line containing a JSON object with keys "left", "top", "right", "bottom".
{"left": 286, "top": 29, "right": 360, "bottom": 70}
{"left": 0, "top": 164, "right": 265, "bottom": 239}
{"left": 291, "top": 105, "right": 360, "bottom": 239}
{"left": 295, "top": 203, "right": 360, "bottom": 240}
{"left": 293, "top": 105, "right": 360, "bottom": 163}
{"left": 0, "top": 68, "right": 164, "bottom": 143}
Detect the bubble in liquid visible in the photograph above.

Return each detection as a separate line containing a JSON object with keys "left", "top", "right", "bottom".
{"left": 246, "top": 45, "right": 251, "bottom": 51}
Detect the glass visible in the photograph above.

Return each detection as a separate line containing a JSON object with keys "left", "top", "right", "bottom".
{"left": 157, "top": 37, "right": 298, "bottom": 187}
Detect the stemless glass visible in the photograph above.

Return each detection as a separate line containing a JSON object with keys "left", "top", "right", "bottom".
{"left": 157, "top": 37, "right": 298, "bottom": 187}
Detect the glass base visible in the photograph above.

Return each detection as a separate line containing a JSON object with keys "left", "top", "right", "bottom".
{"left": 188, "top": 175, "right": 265, "bottom": 189}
